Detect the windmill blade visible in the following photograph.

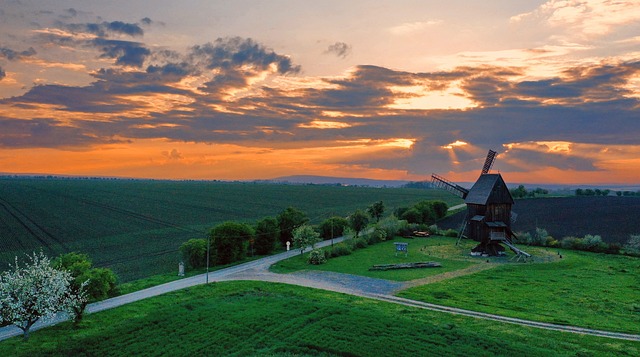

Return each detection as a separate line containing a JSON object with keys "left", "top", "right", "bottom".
{"left": 510, "top": 211, "right": 518, "bottom": 223}
{"left": 481, "top": 149, "right": 497, "bottom": 174}
{"left": 431, "top": 174, "right": 469, "bottom": 199}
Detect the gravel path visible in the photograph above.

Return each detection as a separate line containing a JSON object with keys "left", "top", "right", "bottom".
{"left": 2, "top": 237, "right": 639, "bottom": 343}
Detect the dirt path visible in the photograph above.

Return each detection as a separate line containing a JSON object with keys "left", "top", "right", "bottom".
{"left": 404, "top": 261, "right": 497, "bottom": 287}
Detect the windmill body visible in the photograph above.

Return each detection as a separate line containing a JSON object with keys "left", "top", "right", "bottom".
{"left": 432, "top": 150, "right": 527, "bottom": 257}
{"left": 464, "top": 173, "right": 515, "bottom": 255}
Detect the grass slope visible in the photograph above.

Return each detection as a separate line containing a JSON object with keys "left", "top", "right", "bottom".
{"left": 0, "top": 178, "right": 460, "bottom": 281}
{"left": 1, "top": 281, "right": 638, "bottom": 356}
{"left": 276, "top": 236, "right": 640, "bottom": 334}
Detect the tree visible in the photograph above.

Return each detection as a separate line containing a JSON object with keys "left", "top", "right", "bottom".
{"left": 510, "top": 185, "right": 528, "bottom": 199}
{"left": 349, "top": 209, "right": 369, "bottom": 238}
{"left": 624, "top": 235, "right": 640, "bottom": 256}
{"left": 318, "top": 216, "right": 349, "bottom": 241}
{"left": 209, "top": 221, "right": 254, "bottom": 265}
{"left": 277, "top": 207, "right": 308, "bottom": 246}
{"left": 0, "top": 252, "right": 86, "bottom": 340}
{"left": 367, "top": 201, "right": 385, "bottom": 222}
{"left": 254, "top": 217, "right": 279, "bottom": 255}
{"left": 292, "top": 224, "right": 320, "bottom": 255}
{"left": 179, "top": 239, "right": 208, "bottom": 268}
{"left": 429, "top": 201, "right": 449, "bottom": 220}
{"left": 53, "top": 252, "right": 117, "bottom": 324}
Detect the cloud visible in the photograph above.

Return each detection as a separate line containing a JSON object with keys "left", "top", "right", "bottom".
{"left": 162, "top": 148, "right": 183, "bottom": 160}
{"left": 389, "top": 20, "right": 442, "bottom": 35}
{"left": 92, "top": 38, "right": 151, "bottom": 67}
{"left": 511, "top": 0, "right": 640, "bottom": 39}
{"left": 63, "top": 20, "right": 144, "bottom": 38}
{"left": 325, "top": 42, "right": 352, "bottom": 58}
{"left": 140, "top": 17, "right": 152, "bottom": 25}
{"left": 0, "top": 67, "right": 5, "bottom": 80}
{"left": 0, "top": 46, "right": 37, "bottom": 60}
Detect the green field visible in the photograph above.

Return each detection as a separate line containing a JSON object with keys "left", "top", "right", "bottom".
{"left": 2, "top": 281, "right": 638, "bottom": 356}
{"left": 0, "top": 178, "right": 460, "bottom": 281}
{"left": 276, "top": 236, "right": 640, "bottom": 334}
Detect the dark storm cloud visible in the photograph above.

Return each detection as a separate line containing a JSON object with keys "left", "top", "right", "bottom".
{"left": 503, "top": 145, "right": 597, "bottom": 172}
{"left": 325, "top": 42, "right": 352, "bottom": 58}
{"left": 0, "top": 117, "right": 124, "bottom": 148}
{"left": 63, "top": 21, "right": 144, "bottom": 38}
{"left": 92, "top": 38, "right": 150, "bottom": 67}
{"left": 0, "top": 46, "right": 37, "bottom": 60}
{"left": 189, "top": 37, "right": 300, "bottom": 75}
{"left": 0, "top": 67, "right": 5, "bottom": 80}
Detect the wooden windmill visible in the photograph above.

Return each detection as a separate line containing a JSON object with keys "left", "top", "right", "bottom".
{"left": 432, "top": 150, "right": 530, "bottom": 259}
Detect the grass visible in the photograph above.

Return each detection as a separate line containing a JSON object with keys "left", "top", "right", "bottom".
{"left": 399, "top": 249, "right": 640, "bottom": 334}
{"left": 271, "top": 237, "right": 476, "bottom": 281}
{"left": 1, "top": 281, "right": 638, "bottom": 356}
{"left": 273, "top": 236, "right": 640, "bottom": 334}
{"left": 0, "top": 178, "right": 461, "bottom": 281}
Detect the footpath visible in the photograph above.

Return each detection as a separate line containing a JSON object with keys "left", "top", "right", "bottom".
{"left": 2, "top": 236, "right": 639, "bottom": 342}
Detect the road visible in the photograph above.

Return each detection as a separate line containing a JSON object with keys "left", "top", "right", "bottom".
{"left": 2, "top": 237, "right": 639, "bottom": 343}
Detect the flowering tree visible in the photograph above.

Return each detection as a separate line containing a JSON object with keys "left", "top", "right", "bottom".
{"left": 292, "top": 224, "right": 320, "bottom": 255}
{"left": 0, "top": 252, "right": 86, "bottom": 340}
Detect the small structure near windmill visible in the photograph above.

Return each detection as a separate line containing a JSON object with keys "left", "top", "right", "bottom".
{"left": 432, "top": 150, "right": 530, "bottom": 259}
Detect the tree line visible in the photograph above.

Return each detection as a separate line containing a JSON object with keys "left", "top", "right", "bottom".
{"left": 180, "top": 201, "right": 390, "bottom": 269}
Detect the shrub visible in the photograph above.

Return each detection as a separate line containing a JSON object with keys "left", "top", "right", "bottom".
{"left": 354, "top": 238, "right": 368, "bottom": 249}
{"left": 443, "top": 229, "right": 459, "bottom": 238}
{"left": 209, "top": 221, "right": 254, "bottom": 265}
{"left": 369, "top": 228, "right": 387, "bottom": 244}
{"left": 581, "top": 235, "right": 606, "bottom": 252}
{"left": 376, "top": 215, "right": 406, "bottom": 239}
{"left": 328, "top": 243, "right": 352, "bottom": 258}
{"left": 624, "top": 235, "right": 640, "bottom": 256}
{"left": 307, "top": 249, "right": 327, "bottom": 265}
{"left": 532, "top": 228, "right": 550, "bottom": 246}
{"left": 180, "top": 238, "right": 208, "bottom": 268}
{"left": 560, "top": 236, "right": 582, "bottom": 250}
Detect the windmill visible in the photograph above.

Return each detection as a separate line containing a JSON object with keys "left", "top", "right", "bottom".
{"left": 432, "top": 150, "right": 530, "bottom": 259}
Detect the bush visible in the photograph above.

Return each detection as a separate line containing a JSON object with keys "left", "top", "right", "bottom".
{"left": 307, "top": 249, "right": 327, "bottom": 265}
{"left": 560, "top": 236, "right": 581, "bottom": 250}
{"left": 376, "top": 215, "right": 406, "bottom": 239}
{"left": 354, "top": 238, "right": 368, "bottom": 249}
{"left": 180, "top": 239, "right": 208, "bottom": 268}
{"left": 209, "top": 221, "right": 254, "bottom": 265}
{"left": 443, "top": 229, "right": 458, "bottom": 238}
{"left": 368, "top": 228, "right": 387, "bottom": 244}
{"left": 624, "top": 235, "right": 640, "bottom": 256}
{"left": 328, "top": 243, "right": 352, "bottom": 258}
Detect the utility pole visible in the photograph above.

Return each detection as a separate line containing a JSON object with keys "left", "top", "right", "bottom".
{"left": 206, "top": 234, "right": 210, "bottom": 284}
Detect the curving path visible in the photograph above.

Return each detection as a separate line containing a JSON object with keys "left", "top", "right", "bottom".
{"left": 2, "top": 237, "right": 639, "bottom": 343}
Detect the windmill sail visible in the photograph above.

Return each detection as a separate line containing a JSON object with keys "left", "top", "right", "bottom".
{"left": 431, "top": 174, "right": 469, "bottom": 199}
{"left": 481, "top": 149, "right": 497, "bottom": 174}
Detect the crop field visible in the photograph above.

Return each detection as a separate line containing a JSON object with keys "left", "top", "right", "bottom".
{"left": 2, "top": 281, "right": 638, "bottom": 356}
{"left": 0, "top": 178, "right": 460, "bottom": 281}
{"left": 277, "top": 236, "right": 640, "bottom": 335}
{"left": 438, "top": 196, "right": 640, "bottom": 244}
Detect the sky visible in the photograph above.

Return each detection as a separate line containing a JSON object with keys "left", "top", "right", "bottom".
{"left": 0, "top": 0, "right": 639, "bottom": 184}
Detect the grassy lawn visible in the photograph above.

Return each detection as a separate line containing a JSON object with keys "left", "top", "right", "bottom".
{"left": 2, "top": 281, "right": 638, "bottom": 356}
{"left": 271, "top": 237, "right": 477, "bottom": 281}
{"left": 272, "top": 236, "right": 640, "bottom": 334}
{"left": 399, "top": 249, "right": 640, "bottom": 334}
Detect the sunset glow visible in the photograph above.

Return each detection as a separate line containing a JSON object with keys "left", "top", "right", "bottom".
{"left": 0, "top": 1, "right": 639, "bottom": 184}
